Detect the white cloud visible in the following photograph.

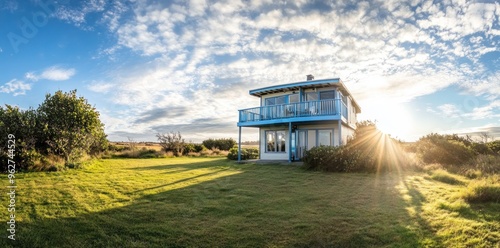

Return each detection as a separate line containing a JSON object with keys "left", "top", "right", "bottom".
{"left": 26, "top": 66, "right": 76, "bottom": 81}
{"left": 88, "top": 82, "right": 115, "bottom": 93}
{"left": 188, "top": 0, "right": 207, "bottom": 16}
{"left": 65, "top": 0, "right": 499, "bottom": 141}
{"left": 54, "top": 0, "right": 107, "bottom": 27}
{"left": 437, "top": 104, "right": 461, "bottom": 118}
{"left": 0, "top": 79, "right": 31, "bottom": 96}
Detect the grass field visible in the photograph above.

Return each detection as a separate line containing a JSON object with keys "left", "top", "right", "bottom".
{"left": 1, "top": 157, "right": 499, "bottom": 247}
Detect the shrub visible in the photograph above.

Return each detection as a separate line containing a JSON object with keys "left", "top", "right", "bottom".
{"left": 415, "top": 133, "right": 475, "bottom": 165}
{"left": 486, "top": 140, "right": 500, "bottom": 154}
{"left": 471, "top": 143, "right": 493, "bottom": 155}
{"left": 462, "top": 176, "right": 500, "bottom": 203}
{"left": 193, "top": 144, "right": 206, "bottom": 152}
{"left": 183, "top": 143, "right": 196, "bottom": 155}
{"left": 302, "top": 145, "right": 366, "bottom": 172}
{"left": 202, "top": 138, "right": 236, "bottom": 151}
{"left": 227, "top": 147, "right": 259, "bottom": 160}
{"left": 200, "top": 149, "right": 213, "bottom": 156}
{"left": 114, "top": 148, "right": 165, "bottom": 158}
{"left": 461, "top": 154, "right": 500, "bottom": 176}
{"left": 157, "top": 131, "right": 185, "bottom": 156}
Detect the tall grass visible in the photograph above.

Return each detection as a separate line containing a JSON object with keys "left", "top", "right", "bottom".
{"left": 462, "top": 175, "right": 500, "bottom": 203}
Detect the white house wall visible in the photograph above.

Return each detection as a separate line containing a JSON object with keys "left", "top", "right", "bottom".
{"left": 341, "top": 124, "right": 355, "bottom": 145}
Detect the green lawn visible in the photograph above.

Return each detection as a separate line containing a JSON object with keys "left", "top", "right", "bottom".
{"left": 1, "top": 157, "right": 499, "bottom": 247}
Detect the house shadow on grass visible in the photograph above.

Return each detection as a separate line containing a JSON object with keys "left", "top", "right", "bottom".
{"left": 3, "top": 162, "right": 445, "bottom": 248}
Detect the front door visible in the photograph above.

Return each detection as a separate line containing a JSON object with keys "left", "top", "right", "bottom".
{"left": 296, "top": 130, "right": 307, "bottom": 160}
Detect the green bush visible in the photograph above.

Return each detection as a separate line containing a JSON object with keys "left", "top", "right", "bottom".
{"left": 182, "top": 143, "right": 206, "bottom": 155}
{"left": 227, "top": 147, "right": 259, "bottom": 160}
{"left": 203, "top": 138, "right": 236, "bottom": 151}
{"left": 415, "top": 133, "right": 475, "bottom": 165}
{"left": 302, "top": 145, "right": 367, "bottom": 172}
{"left": 183, "top": 143, "right": 196, "bottom": 155}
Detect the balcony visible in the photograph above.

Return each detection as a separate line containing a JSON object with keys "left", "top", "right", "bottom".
{"left": 238, "top": 99, "right": 348, "bottom": 127}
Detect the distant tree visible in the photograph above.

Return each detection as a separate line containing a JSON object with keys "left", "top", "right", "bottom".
{"left": 37, "top": 90, "right": 108, "bottom": 162}
{"left": 157, "top": 131, "right": 185, "bottom": 156}
{"left": 127, "top": 137, "right": 137, "bottom": 151}
{"left": 478, "top": 132, "right": 492, "bottom": 144}
{"left": 202, "top": 138, "right": 236, "bottom": 151}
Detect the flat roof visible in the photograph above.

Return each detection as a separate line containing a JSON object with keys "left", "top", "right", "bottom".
{"left": 249, "top": 78, "right": 361, "bottom": 113}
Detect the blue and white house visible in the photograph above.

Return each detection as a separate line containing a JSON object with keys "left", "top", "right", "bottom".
{"left": 237, "top": 75, "right": 361, "bottom": 162}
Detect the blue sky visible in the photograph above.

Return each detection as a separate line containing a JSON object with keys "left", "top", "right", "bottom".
{"left": 1, "top": 0, "right": 499, "bottom": 142}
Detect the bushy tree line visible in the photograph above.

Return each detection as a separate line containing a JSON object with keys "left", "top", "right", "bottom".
{"left": 0, "top": 90, "right": 108, "bottom": 172}
{"left": 303, "top": 120, "right": 499, "bottom": 173}
{"left": 202, "top": 138, "right": 236, "bottom": 151}
{"left": 414, "top": 133, "right": 498, "bottom": 165}
{"left": 157, "top": 134, "right": 237, "bottom": 156}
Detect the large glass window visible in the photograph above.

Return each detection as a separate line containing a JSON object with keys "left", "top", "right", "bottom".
{"left": 265, "top": 98, "right": 275, "bottom": 106}
{"left": 266, "top": 130, "right": 286, "bottom": 152}
{"left": 265, "top": 96, "right": 287, "bottom": 106}
{"left": 275, "top": 96, "right": 286, "bottom": 105}
{"left": 289, "top": 94, "right": 299, "bottom": 103}
{"left": 319, "top": 90, "right": 335, "bottom": 100}
{"left": 318, "top": 130, "right": 333, "bottom": 146}
{"left": 305, "top": 92, "right": 318, "bottom": 101}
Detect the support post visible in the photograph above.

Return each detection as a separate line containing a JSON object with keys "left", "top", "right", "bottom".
{"left": 288, "top": 122, "right": 292, "bottom": 163}
{"left": 338, "top": 121, "right": 342, "bottom": 146}
{"left": 238, "top": 126, "right": 242, "bottom": 162}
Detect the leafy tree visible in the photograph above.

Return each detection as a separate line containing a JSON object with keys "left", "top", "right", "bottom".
{"left": 157, "top": 131, "right": 185, "bottom": 156}
{"left": 0, "top": 105, "right": 41, "bottom": 171}
{"left": 37, "top": 90, "right": 107, "bottom": 162}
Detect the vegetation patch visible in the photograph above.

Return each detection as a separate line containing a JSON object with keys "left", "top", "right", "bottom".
{"left": 462, "top": 175, "right": 500, "bottom": 203}
{"left": 430, "top": 169, "right": 464, "bottom": 185}
{"left": 0, "top": 157, "right": 498, "bottom": 247}
{"left": 415, "top": 133, "right": 475, "bottom": 165}
{"left": 302, "top": 121, "right": 415, "bottom": 173}
{"left": 227, "top": 147, "right": 259, "bottom": 160}
{"left": 0, "top": 90, "right": 107, "bottom": 171}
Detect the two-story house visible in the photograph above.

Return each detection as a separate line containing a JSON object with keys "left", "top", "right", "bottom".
{"left": 236, "top": 75, "right": 361, "bottom": 162}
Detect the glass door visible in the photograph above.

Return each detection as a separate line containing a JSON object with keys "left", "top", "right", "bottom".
{"left": 296, "top": 130, "right": 307, "bottom": 160}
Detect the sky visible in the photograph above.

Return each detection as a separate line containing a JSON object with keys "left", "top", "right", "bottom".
{"left": 0, "top": 0, "right": 499, "bottom": 143}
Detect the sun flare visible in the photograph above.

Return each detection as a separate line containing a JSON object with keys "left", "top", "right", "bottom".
{"left": 361, "top": 100, "right": 413, "bottom": 141}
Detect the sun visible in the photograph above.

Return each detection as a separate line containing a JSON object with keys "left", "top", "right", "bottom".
{"left": 361, "top": 100, "right": 413, "bottom": 141}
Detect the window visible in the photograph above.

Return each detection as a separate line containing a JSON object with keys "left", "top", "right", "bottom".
{"left": 289, "top": 94, "right": 299, "bottom": 103}
{"left": 265, "top": 98, "right": 275, "bottom": 106}
{"left": 305, "top": 92, "right": 318, "bottom": 101}
{"left": 319, "top": 90, "right": 335, "bottom": 100}
{"left": 266, "top": 130, "right": 286, "bottom": 152}
{"left": 275, "top": 96, "right": 286, "bottom": 105}
{"left": 318, "top": 130, "right": 333, "bottom": 146}
{"left": 265, "top": 96, "right": 287, "bottom": 106}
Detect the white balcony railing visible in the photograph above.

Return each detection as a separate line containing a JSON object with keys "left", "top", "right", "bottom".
{"left": 239, "top": 99, "right": 347, "bottom": 123}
